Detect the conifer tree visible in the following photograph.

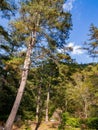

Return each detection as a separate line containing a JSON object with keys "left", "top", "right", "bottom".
{"left": 85, "top": 24, "right": 98, "bottom": 60}
{"left": 5, "top": 0, "right": 72, "bottom": 129}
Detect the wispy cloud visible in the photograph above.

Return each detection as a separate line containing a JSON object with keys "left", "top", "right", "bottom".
{"left": 57, "top": 42, "right": 84, "bottom": 55}
{"left": 63, "top": 0, "right": 76, "bottom": 11}
{"left": 67, "top": 42, "right": 84, "bottom": 55}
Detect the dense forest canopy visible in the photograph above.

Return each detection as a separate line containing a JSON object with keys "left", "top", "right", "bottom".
{"left": 0, "top": 0, "right": 98, "bottom": 130}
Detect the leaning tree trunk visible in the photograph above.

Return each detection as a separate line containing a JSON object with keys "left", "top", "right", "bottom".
{"left": 4, "top": 32, "right": 36, "bottom": 130}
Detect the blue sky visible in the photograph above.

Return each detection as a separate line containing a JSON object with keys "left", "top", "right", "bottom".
{"left": 63, "top": 0, "right": 98, "bottom": 63}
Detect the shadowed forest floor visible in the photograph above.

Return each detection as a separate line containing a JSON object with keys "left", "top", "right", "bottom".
{"left": 13, "top": 121, "right": 81, "bottom": 130}
{"left": 13, "top": 121, "right": 59, "bottom": 130}
{"left": 0, "top": 121, "right": 84, "bottom": 130}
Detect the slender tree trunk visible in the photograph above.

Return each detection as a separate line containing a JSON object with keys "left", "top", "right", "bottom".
{"left": 4, "top": 32, "right": 36, "bottom": 130}
{"left": 65, "top": 100, "right": 68, "bottom": 112}
{"left": 36, "top": 101, "right": 39, "bottom": 122}
{"left": 35, "top": 85, "right": 42, "bottom": 130}
{"left": 35, "top": 120, "right": 41, "bottom": 130}
{"left": 36, "top": 85, "right": 41, "bottom": 122}
{"left": 45, "top": 89, "right": 50, "bottom": 122}
{"left": 84, "top": 99, "right": 88, "bottom": 118}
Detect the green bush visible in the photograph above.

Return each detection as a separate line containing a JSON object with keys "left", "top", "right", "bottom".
{"left": 58, "top": 113, "right": 81, "bottom": 129}
{"left": 61, "top": 112, "right": 69, "bottom": 122}
{"left": 22, "top": 111, "right": 34, "bottom": 120}
{"left": 86, "top": 117, "right": 98, "bottom": 129}
{"left": 58, "top": 112, "right": 69, "bottom": 130}
{"left": 80, "top": 117, "right": 98, "bottom": 129}
{"left": 66, "top": 118, "right": 80, "bottom": 128}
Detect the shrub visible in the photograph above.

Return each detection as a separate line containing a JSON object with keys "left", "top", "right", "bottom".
{"left": 58, "top": 112, "right": 69, "bottom": 130}
{"left": 80, "top": 117, "right": 98, "bottom": 129}
{"left": 22, "top": 111, "right": 34, "bottom": 120}
{"left": 61, "top": 112, "right": 69, "bottom": 122}
{"left": 66, "top": 118, "right": 80, "bottom": 128}
{"left": 80, "top": 118, "right": 88, "bottom": 129}
{"left": 86, "top": 117, "right": 98, "bottom": 129}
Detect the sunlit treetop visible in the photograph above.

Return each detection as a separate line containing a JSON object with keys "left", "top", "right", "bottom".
{"left": 85, "top": 24, "right": 98, "bottom": 59}
{"left": 11, "top": 0, "right": 72, "bottom": 48}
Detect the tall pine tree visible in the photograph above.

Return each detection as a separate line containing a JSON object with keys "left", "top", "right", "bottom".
{"left": 5, "top": 0, "right": 72, "bottom": 129}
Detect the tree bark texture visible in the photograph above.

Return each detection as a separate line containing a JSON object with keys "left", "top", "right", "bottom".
{"left": 36, "top": 85, "right": 41, "bottom": 122}
{"left": 45, "top": 90, "right": 50, "bottom": 122}
{"left": 84, "top": 98, "right": 88, "bottom": 118}
{"left": 5, "top": 33, "right": 36, "bottom": 130}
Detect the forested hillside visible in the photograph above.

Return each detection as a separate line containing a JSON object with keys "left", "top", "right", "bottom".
{"left": 0, "top": 0, "right": 98, "bottom": 130}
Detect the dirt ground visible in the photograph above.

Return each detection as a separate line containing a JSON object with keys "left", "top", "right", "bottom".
{"left": 0, "top": 121, "right": 80, "bottom": 130}
{"left": 10, "top": 121, "right": 59, "bottom": 130}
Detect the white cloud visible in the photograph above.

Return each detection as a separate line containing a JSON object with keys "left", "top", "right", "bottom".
{"left": 67, "top": 42, "right": 84, "bottom": 55}
{"left": 57, "top": 48, "right": 65, "bottom": 53}
{"left": 63, "top": 0, "right": 76, "bottom": 11}
{"left": 57, "top": 42, "right": 85, "bottom": 55}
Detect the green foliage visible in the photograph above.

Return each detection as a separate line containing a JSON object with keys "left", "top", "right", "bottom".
{"left": 80, "top": 117, "right": 98, "bottom": 129}
{"left": 62, "top": 112, "right": 69, "bottom": 122}
{"left": 0, "top": 0, "right": 14, "bottom": 11}
{"left": 0, "top": 0, "right": 16, "bottom": 19}
{"left": 58, "top": 112, "right": 69, "bottom": 130}
{"left": 0, "top": 89, "right": 16, "bottom": 120}
{"left": 0, "top": 1, "right": 98, "bottom": 127}
{"left": 85, "top": 24, "right": 98, "bottom": 58}
{"left": 66, "top": 118, "right": 80, "bottom": 128}
{"left": 86, "top": 117, "right": 98, "bottom": 129}
{"left": 59, "top": 113, "right": 80, "bottom": 129}
{"left": 0, "top": 26, "right": 10, "bottom": 41}
{"left": 12, "top": 0, "right": 72, "bottom": 48}
{"left": 22, "top": 111, "right": 34, "bottom": 120}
